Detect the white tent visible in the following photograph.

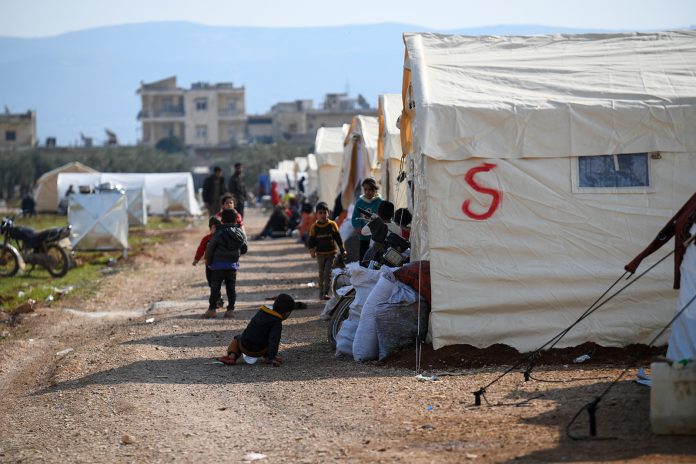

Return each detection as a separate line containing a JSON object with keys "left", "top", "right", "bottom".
{"left": 378, "top": 94, "right": 407, "bottom": 209}
{"left": 125, "top": 188, "right": 147, "bottom": 227}
{"left": 306, "top": 154, "right": 319, "bottom": 198}
{"left": 339, "top": 115, "right": 380, "bottom": 208}
{"left": 56, "top": 172, "right": 202, "bottom": 216}
{"left": 33, "top": 162, "right": 98, "bottom": 213}
{"left": 314, "top": 125, "right": 349, "bottom": 205}
{"left": 268, "top": 168, "right": 294, "bottom": 193}
{"left": 68, "top": 192, "right": 129, "bottom": 252}
{"left": 401, "top": 31, "right": 696, "bottom": 352}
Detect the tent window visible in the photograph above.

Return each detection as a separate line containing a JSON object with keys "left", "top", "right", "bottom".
{"left": 578, "top": 153, "right": 650, "bottom": 189}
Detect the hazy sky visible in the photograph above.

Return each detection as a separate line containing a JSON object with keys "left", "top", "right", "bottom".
{"left": 1, "top": 0, "right": 694, "bottom": 37}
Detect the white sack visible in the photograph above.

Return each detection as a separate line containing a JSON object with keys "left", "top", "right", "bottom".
{"left": 667, "top": 224, "right": 696, "bottom": 361}
{"left": 353, "top": 272, "right": 399, "bottom": 362}
{"left": 335, "top": 320, "right": 359, "bottom": 357}
{"left": 347, "top": 262, "right": 382, "bottom": 318}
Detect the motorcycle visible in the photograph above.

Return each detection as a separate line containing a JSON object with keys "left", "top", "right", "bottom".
{"left": 0, "top": 217, "right": 72, "bottom": 278}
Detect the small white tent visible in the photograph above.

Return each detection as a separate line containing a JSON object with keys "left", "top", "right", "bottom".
{"left": 378, "top": 94, "right": 407, "bottom": 209}
{"left": 339, "top": 115, "right": 380, "bottom": 208}
{"left": 57, "top": 172, "right": 202, "bottom": 216}
{"left": 33, "top": 162, "right": 98, "bottom": 213}
{"left": 314, "top": 125, "right": 349, "bottom": 205}
{"left": 401, "top": 31, "right": 696, "bottom": 352}
{"left": 68, "top": 192, "right": 129, "bottom": 252}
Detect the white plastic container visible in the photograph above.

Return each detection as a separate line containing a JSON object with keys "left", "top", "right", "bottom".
{"left": 650, "top": 361, "right": 696, "bottom": 435}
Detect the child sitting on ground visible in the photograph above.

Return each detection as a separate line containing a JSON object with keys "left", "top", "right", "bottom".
{"left": 308, "top": 202, "right": 346, "bottom": 300}
{"left": 203, "top": 208, "right": 247, "bottom": 319}
{"left": 193, "top": 216, "right": 224, "bottom": 308}
{"left": 217, "top": 293, "right": 296, "bottom": 366}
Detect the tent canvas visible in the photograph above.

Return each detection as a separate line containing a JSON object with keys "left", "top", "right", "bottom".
{"left": 57, "top": 172, "right": 202, "bottom": 216}
{"left": 402, "top": 31, "right": 696, "bottom": 352}
{"left": 68, "top": 192, "right": 128, "bottom": 251}
{"left": 33, "top": 162, "right": 98, "bottom": 213}
{"left": 125, "top": 188, "right": 147, "bottom": 227}
{"left": 306, "top": 154, "right": 319, "bottom": 198}
{"left": 339, "top": 115, "right": 380, "bottom": 208}
{"left": 378, "top": 94, "right": 407, "bottom": 209}
{"left": 314, "top": 125, "right": 349, "bottom": 205}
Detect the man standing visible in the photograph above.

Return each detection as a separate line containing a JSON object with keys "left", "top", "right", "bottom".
{"left": 202, "top": 166, "right": 226, "bottom": 217}
{"left": 228, "top": 162, "right": 247, "bottom": 218}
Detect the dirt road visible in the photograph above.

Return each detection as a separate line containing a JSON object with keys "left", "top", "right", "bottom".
{"left": 0, "top": 209, "right": 694, "bottom": 463}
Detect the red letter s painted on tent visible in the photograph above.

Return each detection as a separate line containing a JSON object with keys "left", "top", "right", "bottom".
{"left": 461, "top": 163, "right": 502, "bottom": 220}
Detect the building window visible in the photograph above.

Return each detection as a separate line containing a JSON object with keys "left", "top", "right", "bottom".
{"left": 195, "top": 125, "right": 208, "bottom": 139}
{"left": 162, "top": 124, "right": 174, "bottom": 137}
{"left": 195, "top": 98, "right": 208, "bottom": 111}
{"left": 227, "top": 101, "right": 237, "bottom": 114}
{"left": 5, "top": 130, "right": 16, "bottom": 141}
{"left": 573, "top": 153, "right": 652, "bottom": 193}
{"left": 227, "top": 126, "right": 237, "bottom": 141}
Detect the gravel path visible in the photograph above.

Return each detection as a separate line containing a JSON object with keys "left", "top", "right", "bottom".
{"left": 0, "top": 209, "right": 694, "bottom": 463}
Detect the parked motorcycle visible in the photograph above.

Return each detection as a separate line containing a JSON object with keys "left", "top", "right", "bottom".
{"left": 0, "top": 217, "right": 71, "bottom": 277}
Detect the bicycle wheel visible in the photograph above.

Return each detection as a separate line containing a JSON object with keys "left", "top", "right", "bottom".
{"left": 327, "top": 295, "right": 354, "bottom": 349}
{"left": 46, "top": 244, "right": 69, "bottom": 277}
{"left": 0, "top": 244, "right": 20, "bottom": 277}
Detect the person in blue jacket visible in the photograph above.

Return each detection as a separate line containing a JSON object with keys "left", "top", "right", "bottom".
{"left": 351, "top": 177, "right": 383, "bottom": 264}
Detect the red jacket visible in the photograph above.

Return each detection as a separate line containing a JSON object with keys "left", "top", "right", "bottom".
{"left": 194, "top": 233, "right": 212, "bottom": 262}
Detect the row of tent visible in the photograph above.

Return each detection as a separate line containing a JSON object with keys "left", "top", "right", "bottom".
{"left": 270, "top": 92, "right": 407, "bottom": 210}
{"left": 298, "top": 31, "right": 696, "bottom": 353}
{"left": 33, "top": 162, "right": 202, "bottom": 252}
{"left": 34, "top": 162, "right": 202, "bottom": 217}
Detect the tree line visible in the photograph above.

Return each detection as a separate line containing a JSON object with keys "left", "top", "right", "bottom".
{"left": 0, "top": 142, "right": 312, "bottom": 203}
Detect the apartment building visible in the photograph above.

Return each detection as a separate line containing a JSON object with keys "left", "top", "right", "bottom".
{"left": 0, "top": 109, "right": 36, "bottom": 148}
{"left": 138, "top": 76, "right": 246, "bottom": 147}
{"left": 270, "top": 93, "right": 376, "bottom": 143}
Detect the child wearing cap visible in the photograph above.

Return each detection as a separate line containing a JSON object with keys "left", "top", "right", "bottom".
{"left": 217, "top": 293, "right": 296, "bottom": 367}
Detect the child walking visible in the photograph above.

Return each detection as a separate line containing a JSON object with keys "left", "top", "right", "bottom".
{"left": 217, "top": 293, "right": 296, "bottom": 366}
{"left": 193, "top": 216, "right": 224, "bottom": 308}
{"left": 203, "top": 208, "right": 247, "bottom": 319}
{"left": 308, "top": 202, "right": 345, "bottom": 300}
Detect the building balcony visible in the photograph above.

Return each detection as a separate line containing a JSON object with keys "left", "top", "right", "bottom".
{"left": 217, "top": 110, "right": 246, "bottom": 120}
{"left": 138, "top": 108, "right": 186, "bottom": 120}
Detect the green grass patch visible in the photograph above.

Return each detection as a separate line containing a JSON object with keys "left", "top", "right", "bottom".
{"left": 0, "top": 214, "right": 192, "bottom": 312}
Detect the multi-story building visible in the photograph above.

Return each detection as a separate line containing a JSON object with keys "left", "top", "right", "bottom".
{"left": 0, "top": 109, "right": 36, "bottom": 148}
{"left": 138, "top": 76, "right": 246, "bottom": 147}
{"left": 269, "top": 93, "right": 376, "bottom": 143}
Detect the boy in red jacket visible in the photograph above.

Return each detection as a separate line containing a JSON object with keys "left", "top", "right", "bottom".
{"left": 193, "top": 216, "right": 224, "bottom": 307}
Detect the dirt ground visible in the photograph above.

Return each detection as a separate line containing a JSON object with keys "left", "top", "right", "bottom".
{"left": 0, "top": 208, "right": 694, "bottom": 463}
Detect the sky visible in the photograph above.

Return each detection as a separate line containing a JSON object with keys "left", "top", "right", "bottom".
{"left": 1, "top": 0, "right": 695, "bottom": 37}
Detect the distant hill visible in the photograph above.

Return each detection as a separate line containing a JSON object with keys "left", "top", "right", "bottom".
{"left": 0, "top": 22, "right": 619, "bottom": 145}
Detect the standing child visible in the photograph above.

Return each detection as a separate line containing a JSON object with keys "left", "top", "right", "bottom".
{"left": 193, "top": 216, "right": 224, "bottom": 308}
{"left": 204, "top": 208, "right": 247, "bottom": 319}
{"left": 351, "top": 177, "right": 383, "bottom": 263}
{"left": 308, "top": 202, "right": 346, "bottom": 300}
{"left": 217, "top": 293, "right": 296, "bottom": 366}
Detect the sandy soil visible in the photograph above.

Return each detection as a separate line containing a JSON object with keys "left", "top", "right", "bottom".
{"left": 0, "top": 208, "right": 694, "bottom": 463}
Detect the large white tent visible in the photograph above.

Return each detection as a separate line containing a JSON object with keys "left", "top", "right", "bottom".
{"left": 306, "top": 154, "right": 319, "bottom": 199}
{"left": 33, "top": 162, "right": 98, "bottom": 213}
{"left": 401, "top": 31, "right": 696, "bottom": 352}
{"left": 314, "top": 125, "right": 349, "bottom": 205}
{"left": 378, "top": 94, "right": 407, "bottom": 209}
{"left": 56, "top": 172, "right": 202, "bottom": 216}
{"left": 339, "top": 115, "right": 380, "bottom": 208}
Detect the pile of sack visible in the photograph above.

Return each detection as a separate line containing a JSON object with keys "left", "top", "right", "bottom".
{"left": 333, "top": 261, "right": 431, "bottom": 361}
